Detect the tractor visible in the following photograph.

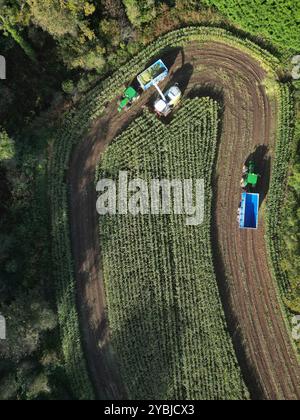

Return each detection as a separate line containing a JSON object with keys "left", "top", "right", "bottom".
{"left": 240, "top": 161, "right": 260, "bottom": 191}
{"left": 238, "top": 160, "right": 261, "bottom": 230}
{"left": 118, "top": 86, "right": 140, "bottom": 113}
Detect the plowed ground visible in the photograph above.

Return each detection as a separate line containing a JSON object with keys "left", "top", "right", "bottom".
{"left": 69, "top": 42, "right": 300, "bottom": 400}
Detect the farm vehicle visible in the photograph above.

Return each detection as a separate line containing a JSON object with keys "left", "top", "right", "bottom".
{"left": 240, "top": 161, "right": 260, "bottom": 191}
{"left": 238, "top": 161, "right": 260, "bottom": 230}
{"left": 118, "top": 87, "right": 140, "bottom": 113}
{"left": 118, "top": 59, "right": 182, "bottom": 117}
{"left": 153, "top": 84, "right": 182, "bottom": 117}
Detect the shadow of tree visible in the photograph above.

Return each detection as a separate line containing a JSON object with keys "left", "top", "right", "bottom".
{"left": 84, "top": 291, "right": 180, "bottom": 400}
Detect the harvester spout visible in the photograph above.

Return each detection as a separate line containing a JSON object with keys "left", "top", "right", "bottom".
{"left": 154, "top": 83, "right": 167, "bottom": 102}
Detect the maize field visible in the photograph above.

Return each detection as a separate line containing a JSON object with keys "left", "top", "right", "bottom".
{"left": 98, "top": 98, "right": 249, "bottom": 400}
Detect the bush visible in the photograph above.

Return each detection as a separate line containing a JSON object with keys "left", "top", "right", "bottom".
{"left": 122, "top": 0, "right": 156, "bottom": 27}
{"left": 0, "top": 128, "right": 15, "bottom": 161}
{"left": 62, "top": 80, "right": 75, "bottom": 95}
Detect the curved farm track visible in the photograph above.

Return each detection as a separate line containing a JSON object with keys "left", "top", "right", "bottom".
{"left": 69, "top": 41, "right": 300, "bottom": 400}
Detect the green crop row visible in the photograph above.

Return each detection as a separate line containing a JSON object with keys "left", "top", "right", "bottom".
{"left": 265, "top": 84, "right": 300, "bottom": 353}
{"left": 265, "top": 85, "right": 294, "bottom": 295}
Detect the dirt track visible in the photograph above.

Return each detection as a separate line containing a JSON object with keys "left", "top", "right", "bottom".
{"left": 69, "top": 41, "right": 300, "bottom": 400}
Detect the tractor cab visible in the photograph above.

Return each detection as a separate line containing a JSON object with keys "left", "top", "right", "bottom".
{"left": 241, "top": 161, "right": 259, "bottom": 190}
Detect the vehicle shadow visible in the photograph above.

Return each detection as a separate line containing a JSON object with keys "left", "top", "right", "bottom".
{"left": 167, "top": 62, "right": 194, "bottom": 97}
{"left": 244, "top": 145, "right": 271, "bottom": 207}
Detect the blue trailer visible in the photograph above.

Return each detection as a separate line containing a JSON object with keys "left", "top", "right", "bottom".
{"left": 137, "top": 60, "right": 168, "bottom": 91}
{"left": 239, "top": 192, "right": 259, "bottom": 230}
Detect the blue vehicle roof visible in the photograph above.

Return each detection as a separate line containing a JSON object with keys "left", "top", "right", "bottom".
{"left": 239, "top": 193, "right": 259, "bottom": 229}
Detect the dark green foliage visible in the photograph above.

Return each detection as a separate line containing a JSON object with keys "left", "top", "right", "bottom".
{"left": 62, "top": 80, "right": 75, "bottom": 95}
{"left": 122, "top": 0, "right": 156, "bottom": 27}
{"left": 0, "top": 128, "right": 14, "bottom": 161}
{"left": 202, "top": 0, "right": 300, "bottom": 52}
{"left": 0, "top": 123, "right": 69, "bottom": 400}
{"left": 0, "top": 7, "right": 37, "bottom": 61}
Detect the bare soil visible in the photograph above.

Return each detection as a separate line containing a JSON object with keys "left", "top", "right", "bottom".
{"left": 68, "top": 42, "right": 300, "bottom": 400}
